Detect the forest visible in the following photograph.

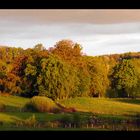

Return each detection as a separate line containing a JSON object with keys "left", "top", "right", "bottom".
{"left": 0, "top": 39, "right": 140, "bottom": 99}
{"left": 1, "top": 40, "right": 140, "bottom": 130}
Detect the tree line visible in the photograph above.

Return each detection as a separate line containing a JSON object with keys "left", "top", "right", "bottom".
{"left": 0, "top": 40, "right": 140, "bottom": 100}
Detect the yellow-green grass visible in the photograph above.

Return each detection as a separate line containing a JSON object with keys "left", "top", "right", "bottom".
{"left": 0, "top": 96, "right": 65, "bottom": 123}
{"left": 1, "top": 96, "right": 140, "bottom": 130}
{"left": 0, "top": 96, "right": 74, "bottom": 129}
{"left": 0, "top": 95, "right": 29, "bottom": 111}
{"left": 59, "top": 97, "right": 140, "bottom": 116}
{"left": 0, "top": 112, "right": 69, "bottom": 123}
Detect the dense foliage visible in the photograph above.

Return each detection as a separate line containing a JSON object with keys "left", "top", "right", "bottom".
{"left": 1, "top": 40, "right": 140, "bottom": 99}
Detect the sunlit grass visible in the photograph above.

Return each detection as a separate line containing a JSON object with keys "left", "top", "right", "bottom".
{"left": 1, "top": 96, "right": 140, "bottom": 130}
{"left": 0, "top": 95, "right": 29, "bottom": 108}
{"left": 59, "top": 97, "right": 140, "bottom": 116}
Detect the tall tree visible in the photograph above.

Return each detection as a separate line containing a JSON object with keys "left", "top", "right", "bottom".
{"left": 85, "top": 56, "right": 110, "bottom": 97}
{"left": 111, "top": 59, "right": 138, "bottom": 98}
{"left": 37, "top": 55, "right": 79, "bottom": 100}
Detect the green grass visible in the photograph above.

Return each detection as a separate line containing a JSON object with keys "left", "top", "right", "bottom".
{"left": 59, "top": 97, "right": 140, "bottom": 116}
{"left": 0, "top": 95, "right": 29, "bottom": 111}
{"left": 0, "top": 95, "right": 68, "bottom": 123}
{"left": 1, "top": 96, "right": 140, "bottom": 130}
{"left": 112, "top": 98, "right": 140, "bottom": 105}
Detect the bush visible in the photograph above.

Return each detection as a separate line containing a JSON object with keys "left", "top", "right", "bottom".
{"left": 59, "top": 115, "right": 73, "bottom": 127}
{"left": 59, "top": 113, "right": 83, "bottom": 128}
{"left": 44, "top": 121, "right": 60, "bottom": 128}
{"left": 0, "top": 103, "right": 6, "bottom": 112}
{"left": 23, "top": 96, "right": 59, "bottom": 113}
{"left": 73, "top": 113, "right": 82, "bottom": 127}
{"left": 24, "top": 114, "right": 37, "bottom": 127}
{"left": 15, "top": 114, "right": 37, "bottom": 128}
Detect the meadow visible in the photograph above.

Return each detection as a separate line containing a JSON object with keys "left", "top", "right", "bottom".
{"left": 0, "top": 95, "right": 140, "bottom": 131}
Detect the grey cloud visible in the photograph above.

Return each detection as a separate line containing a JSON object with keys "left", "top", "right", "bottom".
{"left": 1, "top": 22, "right": 140, "bottom": 41}
{"left": 1, "top": 10, "right": 140, "bottom": 56}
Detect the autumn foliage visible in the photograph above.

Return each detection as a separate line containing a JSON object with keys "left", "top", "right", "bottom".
{"left": 1, "top": 40, "right": 140, "bottom": 99}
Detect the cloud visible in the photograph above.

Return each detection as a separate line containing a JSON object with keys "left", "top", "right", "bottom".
{"left": 80, "top": 34, "right": 140, "bottom": 56}
{"left": 1, "top": 10, "right": 140, "bottom": 56}
{"left": 1, "top": 21, "right": 140, "bottom": 39}
{"left": 1, "top": 10, "right": 140, "bottom": 24}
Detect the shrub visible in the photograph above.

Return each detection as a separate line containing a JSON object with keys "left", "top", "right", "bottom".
{"left": 43, "top": 121, "right": 60, "bottom": 128}
{"left": 59, "top": 113, "right": 83, "bottom": 128}
{"left": 23, "top": 96, "right": 59, "bottom": 113}
{"left": 72, "top": 112, "right": 82, "bottom": 127}
{"left": 15, "top": 115, "right": 37, "bottom": 128}
{"left": 0, "top": 103, "right": 6, "bottom": 112}
{"left": 24, "top": 114, "right": 37, "bottom": 127}
{"left": 59, "top": 115, "right": 73, "bottom": 127}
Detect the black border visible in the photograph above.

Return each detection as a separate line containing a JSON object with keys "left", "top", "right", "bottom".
{"left": 0, "top": 131, "right": 140, "bottom": 140}
{"left": 0, "top": 131, "right": 139, "bottom": 140}
{"left": 0, "top": 0, "right": 140, "bottom": 9}
{"left": 1, "top": 0, "right": 140, "bottom": 139}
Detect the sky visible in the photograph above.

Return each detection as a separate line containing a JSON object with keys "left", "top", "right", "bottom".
{"left": 1, "top": 10, "right": 140, "bottom": 56}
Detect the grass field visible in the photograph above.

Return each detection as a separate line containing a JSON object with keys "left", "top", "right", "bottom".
{"left": 59, "top": 97, "right": 140, "bottom": 116}
{"left": 0, "top": 96, "right": 140, "bottom": 130}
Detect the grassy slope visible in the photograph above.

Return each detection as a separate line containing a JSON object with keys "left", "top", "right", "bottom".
{"left": 59, "top": 97, "right": 140, "bottom": 116}
{"left": 0, "top": 96, "right": 67, "bottom": 121}
{"left": 1, "top": 96, "right": 140, "bottom": 130}
{"left": 0, "top": 96, "right": 29, "bottom": 112}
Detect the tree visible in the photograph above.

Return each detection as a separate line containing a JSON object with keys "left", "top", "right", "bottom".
{"left": 0, "top": 60, "right": 21, "bottom": 95}
{"left": 37, "top": 54, "right": 79, "bottom": 100}
{"left": 75, "top": 68, "right": 91, "bottom": 97}
{"left": 85, "top": 56, "right": 110, "bottom": 97}
{"left": 50, "top": 40, "right": 90, "bottom": 97}
{"left": 34, "top": 44, "right": 46, "bottom": 51}
{"left": 130, "top": 59, "right": 140, "bottom": 98}
{"left": 111, "top": 59, "right": 138, "bottom": 98}
{"left": 50, "top": 40, "right": 82, "bottom": 64}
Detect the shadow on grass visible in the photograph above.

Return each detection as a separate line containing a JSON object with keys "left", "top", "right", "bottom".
{"left": 5, "top": 105, "right": 20, "bottom": 112}
{"left": 2, "top": 111, "right": 140, "bottom": 131}
{"left": 112, "top": 98, "right": 140, "bottom": 105}
{"left": 3, "top": 109, "right": 132, "bottom": 123}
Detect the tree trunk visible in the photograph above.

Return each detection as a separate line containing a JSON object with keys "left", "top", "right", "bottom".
{"left": 86, "top": 124, "right": 88, "bottom": 128}
{"left": 69, "top": 123, "right": 71, "bottom": 128}
{"left": 91, "top": 124, "right": 93, "bottom": 128}
{"left": 128, "top": 92, "right": 129, "bottom": 98}
{"left": 122, "top": 88, "right": 127, "bottom": 97}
